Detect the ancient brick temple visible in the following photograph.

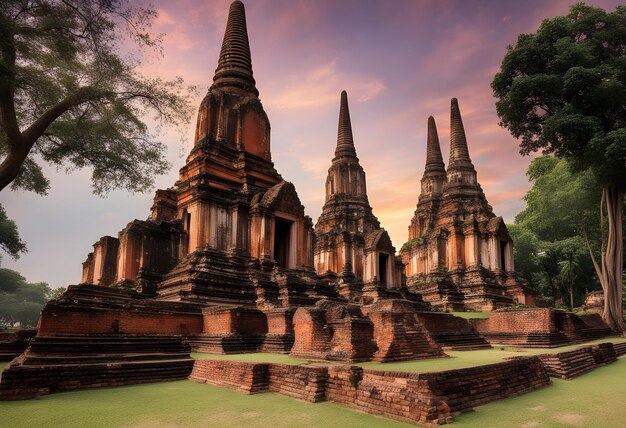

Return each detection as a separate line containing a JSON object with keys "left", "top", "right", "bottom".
{"left": 400, "top": 99, "right": 535, "bottom": 311}
{"left": 314, "top": 91, "right": 404, "bottom": 297}
{"left": 81, "top": 0, "right": 336, "bottom": 310}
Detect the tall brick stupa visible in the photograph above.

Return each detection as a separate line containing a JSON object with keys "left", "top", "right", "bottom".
{"left": 401, "top": 99, "right": 536, "bottom": 311}
{"left": 314, "top": 92, "right": 401, "bottom": 288}
{"left": 81, "top": 0, "right": 337, "bottom": 309}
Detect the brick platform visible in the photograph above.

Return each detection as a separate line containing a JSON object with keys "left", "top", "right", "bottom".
{"left": 188, "top": 356, "right": 550, "bottom": 426}
{"left": 0, "top": 335, "right": 194, "bottom": 400}
{"left": 537, "top": 342, "right": 618, "bottom": 379}
{"left": 470, "top": 308, "right": 612, "bottom": 348}
{"left": 0, "top": 329, "right": 37, "bottom": 361}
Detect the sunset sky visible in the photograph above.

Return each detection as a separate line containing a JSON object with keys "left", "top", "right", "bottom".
{"left": 1, "top": 0, "right": 622, "bottom": 288}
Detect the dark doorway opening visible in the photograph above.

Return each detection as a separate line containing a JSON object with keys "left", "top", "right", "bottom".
{"left": 500, "top": 241, "right": 507, "bottom": 271}
{"left": 378, "top": 253, "right": 388, "bottom": 286}
{"left": 274, "top": 218, "right": 293, "bottom": 268}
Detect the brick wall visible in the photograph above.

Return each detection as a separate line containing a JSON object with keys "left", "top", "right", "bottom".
{"left": 267, "top": 364, "right": 327, "bottom": 402}
{"left": 189, "top": 356, "right": 550, "bottom": 426}
{"left": 416, "top": 312, "right": 475, "bottom": 333}
{"left": 189, "top": 360, "right": 327, "bottom": 402}
{"left": 38, "top": 308, "right": 203, "bottom": 336}
{"left": 202, "top": 307, "right": 268, "bottom": 335}
{"left": 471, "top": 309, "right": 554, "bottom": 333}
{"left": 290, "top": 307, "right": 331, "bottom": 359}
{"left": 325, "top": 365, "right": 447, "bottom": 425}
{"left": 189, "top": 360, "right": 268, "bottom": 394}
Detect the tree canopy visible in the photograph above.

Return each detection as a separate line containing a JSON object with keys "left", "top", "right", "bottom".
{"left": 492, "top": 3, "right": 626, "bottom": 190}
{"left": 510, "top": 156, "right": 603, "bottom": 309}
{"left": 0, "top": 203, "right": 26, "bottom": 263}
{"left": 492, "top": 2, "right": 626, "bottom": 329}
{"left": 0, "top": 268, "right": 52, "bottom": 327}
{"left": 0, "top": 0, "right": 195, "bottom": 195}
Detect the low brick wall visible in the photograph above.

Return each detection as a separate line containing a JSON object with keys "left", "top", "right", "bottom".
{"left": 38, "top": 308, "right": 203, "bottom": 336}
{"left": 189, "top": 360, "right": 268, "bottom": 394}
{"left": 418, "top": 356, "right": 550, "bottom": 414}
{"left": 267, "top": 364, "right": 328, "bottom": 402}
{"left": 189, "top": 356, "right": 550, "bottom": 426}
{"left": 326, "top": 366, "right": 448, "bottom": 426}
{"left": 538, "top": 343, "right": 618, "bottom": 379}
{"left": 471, "top": 309, "right": 554, "bottom": 333}
{"left": 614, "top": 342, "right": 626, "bottom": 356}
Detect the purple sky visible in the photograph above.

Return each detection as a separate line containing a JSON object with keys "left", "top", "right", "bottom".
{"left": 1, "top": 0, "right": 622, "bottom": 288}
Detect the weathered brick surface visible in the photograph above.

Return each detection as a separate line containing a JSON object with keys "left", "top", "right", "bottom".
{"left": 325, "top": 365, "right": 446, "bottom": 425}
{"left": 38, "top": 308, "right": 203, "bottom": 336}
{"left": 0, "top": 335, "right": 194, "bottom": 400}
{"left": 290, "top": 307, "right": 332, "bottom": 360}
{"left": 471, "top": 309, "right": 553, "bottom": 333}
{"left": 37, "top": 284, "right": 203, "bottom": 337}
{"left": 614, "top": 342, "right": 626, "bottom": 356}
{"left": 267, "top": 364, "right": 328, "bottom": 402}
{"left": 0, "top": 329, "right": 37, "bottom": 361}
{"left": 189, "top": 360, "right": 327, "bottom": 402}
{"left": 190, "top": 356, "right": 549, "bottom": 426}
{"left": 368, "top": 305, "right": 445, "bottom": 362}
{"left": 471, "top": 309, "right": 612, "bottom": 348}
{"left": 327, "top": 317, "right": 377, "bottom": 362}
{"left": 202, "top": 306, "right": 268, "bottom": 335}
{"left": 189, "top": 360, "right": 268, "bottom": 393}
{"left": 538, "top": 343, "right": 618, "bottom": 379}
{"left": 419, "top": 356, "right": 550, "bottom": 414}
{"left": 416, "top": 312, "right": 491, "bottom": 350}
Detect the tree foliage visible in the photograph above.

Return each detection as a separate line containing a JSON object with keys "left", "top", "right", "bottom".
{"left": 0, "top": 0, "right": 195, "bottom": 195}
{"left": 0, "top": 203, "right": 26, "bottom": 262}
{"left": 0, "top": 267, "right": 52, "bottom": 327}
{"left": 492, "top": 3, "right": 626, "bottom": 189}
{"left": 510, "top": 156, "right": 602, "bottom": 309}
{"left": 492, "top": 3, "right": 626, "bottom": 329}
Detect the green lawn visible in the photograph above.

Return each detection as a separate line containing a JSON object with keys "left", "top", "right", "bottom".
{"left": 455, "top": 358, "right": 626, "bottom": 427}
{"left": 192, "top": 336, "right": 626, "bottom": 373}
{"left": 3, "top": 339, "right": 626, "bottom": 427}
{"left": 451, "top": 311, "right": 491, "bottom": 319}
{"left": 1, "top": 358, "right": 625, "bottom": 427}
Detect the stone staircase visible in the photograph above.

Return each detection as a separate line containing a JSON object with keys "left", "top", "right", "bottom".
{"left": 428, "top": 332, "right": 491, "bottom": 351}
{"left": 613, "top": 342, "right": 626, "bottom": 356}
{"left": 538, "top": 347, "right": 598, "bottom": 379}
{"left": 480, "top": 331, "right": 572, "bottom": 348}
{"left": 0, "top": 329, "right": 37, "bottom": 361}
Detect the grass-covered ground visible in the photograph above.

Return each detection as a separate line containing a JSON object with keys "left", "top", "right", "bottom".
{"left": 1, "top": 358, "right": 625, "bottom": 427}
{"left": 450, "top": 311, "right": 491, "bottom": 319}
{"left": 3, "top": 339, "right": 626, "bottom": 427}
{"left": 192, "top": 336, "right": 626, "bottom": 373}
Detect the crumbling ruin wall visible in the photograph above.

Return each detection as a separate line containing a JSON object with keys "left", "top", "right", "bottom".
{"left": 471, "top": 308, "right": 554, "bottom": 333}
{"left": 187, "top": 356, "right": 550, "bottom": 426}
{"left": 38, "top": 307, "right": 203, "bottom": 336}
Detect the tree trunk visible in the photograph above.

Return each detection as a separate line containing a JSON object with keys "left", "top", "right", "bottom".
{"left": 592, "top": 186, "right": 625, "bottom": 331}
{"left": 0, "top": 143, "right": 31, "bottom": 192}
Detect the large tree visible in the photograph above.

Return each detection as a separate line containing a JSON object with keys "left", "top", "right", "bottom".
{"left": 509, "top": 156, "right": 604, "bottom": 309}
{"left": 0, "top": 268, "right": 50, "bottom": 327}
{"left": 492, "top": 3, "right": 626, "bottom": 330}
{"left": 0, "top": 0, "right": 194, "bottom": 195}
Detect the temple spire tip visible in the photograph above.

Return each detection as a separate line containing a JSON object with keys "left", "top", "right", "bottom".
{"left": 335, "top": 91, "right": 357, "bottom": 158}
{"left": 212, "top": 0, "right": 258, "bottom": 95}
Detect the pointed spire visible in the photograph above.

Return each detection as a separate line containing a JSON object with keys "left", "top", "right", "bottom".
{"left": 425, "top": 116, "right": 445, "bottom": 173}
{"left": 448, "top": 98, "right": 474, "bottom": 169}
{"left": 335, "top": 90, "right": 357, "bottom": 158}
{"left": 212, "top": 1, "right": 258, "bottom": 95}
